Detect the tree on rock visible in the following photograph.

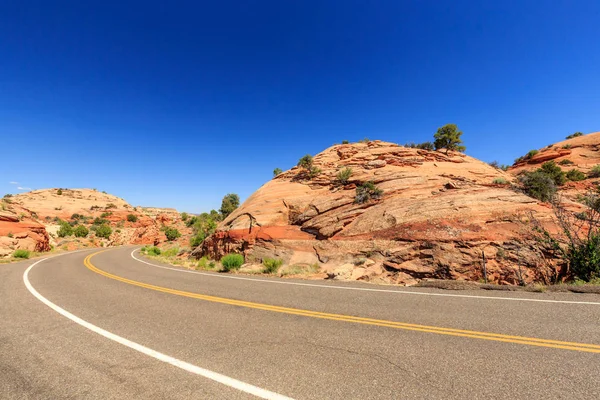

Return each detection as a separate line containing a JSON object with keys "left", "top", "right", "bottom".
{"left": 220, "top": 193, "right": 240, "bottom": 219}
{"left": 273, "top": 168, "right": 283, "bottom": 178}
{"left": 433, "top": 124, "right": 466, "bottom": 154}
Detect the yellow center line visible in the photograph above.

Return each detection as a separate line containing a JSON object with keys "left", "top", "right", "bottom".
{"left": 84, "top": 251, "right": 600, "bottom": 354}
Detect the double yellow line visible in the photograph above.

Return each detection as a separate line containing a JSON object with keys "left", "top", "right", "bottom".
{"left": 84, "top": 251, "right": 600, "bottom": 354}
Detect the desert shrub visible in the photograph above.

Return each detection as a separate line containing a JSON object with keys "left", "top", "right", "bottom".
{"left": 559, "top": 159, "right": 574, "bottom": 165}
{"left": 189, "top": 234, "right": 204, "bottom": 247}
{"left": 358, "top": 138, "right": 370, "bottom": 143}
{"left": 488, "top": 161, "right": 499, "bottom": 168}
{"left": 336, "top": 167, "right": 353, "bottom": 185}
{"left": 405, "top": 142, "right": 434, "bottom": 150}
{"left": 297, "top": 155, "right": 313, "bottom": 169}
{"left": 106, "top": 203, "right": 117, "bottom": 209}
{"left": 539, "top": 161, "right": 566, "bottom": 186}
{"left": 342, "top": 140, "right": 349, "bottom": 144}
{"left": 355, "top": 181, "right": 383, "bottom": 204}
{"left": 566, "top": 169, "right": 586, "bottom": 182}
{"left": 588, "top": 165, "right": 600, "bottom": 178}
{"left": 57, "top": 222, "right": 74, "bottom": 238}
{"left": 520, "top": 171, "right": 557, "bottom": 202}
{"left": 13, "top": 249, "right": 30, "bottom": 259}
{"left": 100, "top": 212, "right": 112, "bottom": 218}
{"left": 164, "top": 227, "right": 181, "bottom": 241}
{"left": 221, "top": 253, "right": 244, "bottom": 271}
{"left": 531, "top": 199, "right": 600, "bottom": 282}
{"left": 527, "top": 149, "right": 539, "bottom": 159}
{"left": 308, "top": 166, "right": 321, "bottom": 178}
{"left": 186, "top": 216, "right": 197, "bottom": 227}
{"left": 7, "top": 232, "right": 14, "bottom": 238}
{"left": 126, "top": 214, "right": 138, "bottom": 222}
{"left": 162, "top": 247, "right": 179, "bottom": 257}
{"left": 3, "top": 194, "right": 12, "bottom": 198}
{"left": 95, "top": 224, "right": 112, "bottom": 239}
{"left": 273, "top": 168, "right": 283, "bottom": 177}
{"left": 180, "top": 212, "right": 188, "bottom": 221}
{"left": 197, "top": 256, "right": 215, "bottom": 270}
{"left": 73, "top": 225, "right": 89, "bottom": 238}
{"left": 262, "top": 258, "right": 283, "bottom": 274}
{"left": 57, "top": 188, "right": 63, "bottom": 195}
{"left": 566, "top": 132, "right": 584, "bottom": 139}
{"left": 147, "top": 246, "right": 161, "bottom": 256}
{"left": 93, "top": 217, "right": 109, "bottom": 225}
{"left": 71, "top": 213, "right": 83, "bottom": 220}
{"left": 493, "top": 178, "right": 508, "bottom": 185}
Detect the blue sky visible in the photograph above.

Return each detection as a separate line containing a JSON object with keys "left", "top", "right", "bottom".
{"left": 1, "top": 1, "right": 599, "bottom": 213}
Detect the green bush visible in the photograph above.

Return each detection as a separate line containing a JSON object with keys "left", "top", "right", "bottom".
{"left": 589, "top": 165, "right": 600, "bottom": 178}
{"left": 539, "top": 161, "right": 566, "bottom": 186}
{"left": 57, "top": 222, "right": 74, "bottom": 238}
{"left": 95, "top": 224, "right": 112, "bottom": 239}
{"left": 181, "top": 212, "right": 189, "bottom": 221}
{"left": 197, "top": 256, "right": 215, "bottom": 270}
{"left": 297, "top": 155, "right": 313, "bottom": 169}
{"left": 106, "top": 203, "right": 117, "bottom": 209}
{"left": 526, "top": 150, "right": 539, "bottom": 159}
{"left": 57, "top": 188, "right": 63, "bottom": 195}
{"left": 262, "top": 258, "right": 283, "bottom": 274}
{"left": 406, "top": 142, "right": 435, "bottom": 150}
{"left": 273, "top": 168, "right": 283, "bottom": 177}
{"left": 71, "top": 213, "right": 83, "bottom": 220}
{"left": 568, "top": 233, "right": 600, "bottom": 281}
{"left": 93, "top": 217, "right": 109, "bottom": 225}
{"left": 355, "top": 181, "right": 383, "bottom": 204}
{"left": 7, "top": 232, "right": 13, "bottom": 238}
{"left": 147, "top": 246, "right": 161, "bottom": 256}
{"left": 164, "top": 227, "right": 181, "bottom": 241}
{"left": 566, "top": 132, "right": 584, "bottom": 139}
{"left": 520, "top": 171, "right": 556, "bottom": 202}
{"left": 221, "top": 253, "right": 244, "bottom": 271}
{"left": 493, "top": 178, "right": 508, "bottom": 185}
{"left": 126, "top": 214, "right": 138, "bottom": 222}
{"left": 336, "top": 167, "right": 353, "bottom": 185}
{"left": 559, "top": 159, "right": 574, "bottom": 165}
{"left": 341, "top": 140, "right": 349, "bottom": 144}
{"left": 162, "top": 247, "right": 179, "bottom": 257}
{"left": 308, "top": 166, "right": 321, "bottom": 178}
{"left": 566, "top": 169, "right": 586, "bottom": 182}
{"left": 73, "top": 225, "right": 89, "bottom": 238}
{"left": 13, "top": 249, "right": 30, "bottom": 259}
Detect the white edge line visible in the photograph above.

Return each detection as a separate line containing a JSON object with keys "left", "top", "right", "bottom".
{"left": 23, "top": 255, "right": 293, "bottom": 400}
{"left": 131, "top": 249, "right": 600, "bottom": 306}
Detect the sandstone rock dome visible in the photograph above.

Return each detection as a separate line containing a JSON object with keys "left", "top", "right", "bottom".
{"left": 197, "top": 140, "right": 558, "bottom": 285}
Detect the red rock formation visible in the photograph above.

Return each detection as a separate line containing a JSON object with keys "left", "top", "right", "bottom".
{"left": 1, "top": 189, "right": 190, "bottom": 257}
{"left": 196, "top": 140, "right": 562, "bottom": 285}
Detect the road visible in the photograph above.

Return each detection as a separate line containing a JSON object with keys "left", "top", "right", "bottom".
{"left": 2, "top": 246, "right": 600, "bottom": 399}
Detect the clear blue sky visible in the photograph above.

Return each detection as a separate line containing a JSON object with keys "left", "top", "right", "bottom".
{"left": 1, "top": 1, "right": 599, "bottom": 213}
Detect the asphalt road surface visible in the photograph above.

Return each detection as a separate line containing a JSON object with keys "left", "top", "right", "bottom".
{"left": 2, "top": 246, "right": 600, "bottom": 399}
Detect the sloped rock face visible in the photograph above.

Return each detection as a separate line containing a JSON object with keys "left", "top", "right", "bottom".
{"left": 0, "top": 207, "right": 51, "bottom": 256}
{"left": 197, "top": 140, "right": 559, "bottom": 285}
{"left": 1, "top": 188, "right": 191, "bottom": 257}
{"left": 509, "top": 131, "right": 600, "bottom": 201}
{"left": 511, "top": 131, "right": 600, "bottom": 175}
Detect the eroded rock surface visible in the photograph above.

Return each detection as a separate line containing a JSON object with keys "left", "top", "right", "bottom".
{"left": 197, "top": 140, "right": 560, "bottom": 285}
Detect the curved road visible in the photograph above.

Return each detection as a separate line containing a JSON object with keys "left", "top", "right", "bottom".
{"left": 2, "top": 246, "right": 600, "bottom": 399}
